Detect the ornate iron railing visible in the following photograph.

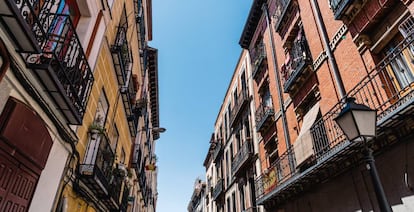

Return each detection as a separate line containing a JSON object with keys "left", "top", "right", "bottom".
{"left": 212, "top": 178, "right": 224, "bottom": 200}
{"left": 273, "top": 0, "right": 291, "bottom": 31}
{"left": 230, "top": 90, "right": 249, "bottom": 126}
{"left": 111, "top": 25, "right": 133, "bottom": 85}
{"left": 281, "top": 32, "right": 312, "bottom": 92}
{"left": 231, "top": 140, "right": 253, "bottom": 175}
{"left": 250, "top": 42, "right": 267, "bottom": 77}
{"left": 255, "top": 101, "right": 275, "bottom": 131}
{"left": 212, "top": 142, "right": 222, "bottom": 162}
{"left": 25, "top": 10, "right": 93, "bottom": 124}
{"left": 79, "top": 132, "right": 115, "bottom": 194}
{"left": 6, "top": 0, "right": 46, "bottom": 49}
{"left": 329, "top": 0, "right": 352, "bottom": 19}
{"left": 255, "top": 30, "right": 414, "bottom": 201}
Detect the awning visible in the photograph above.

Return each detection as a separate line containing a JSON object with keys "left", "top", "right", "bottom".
{"left": 293, "top": 102, "right": 320, "bottom": 166}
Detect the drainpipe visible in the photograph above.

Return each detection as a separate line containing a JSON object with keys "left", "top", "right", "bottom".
{"left": 309, "top": 0, "right": 347, "bottom": 100}
{"left": 0, "top": 38, "right": 10, "bottom": 82}
{"left": 262, "top": 3, "right": 295, "bottom": 172}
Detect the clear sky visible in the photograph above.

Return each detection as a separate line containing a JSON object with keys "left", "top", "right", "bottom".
{"left": 150, "top": 1, "right": 252, "bottom": 211}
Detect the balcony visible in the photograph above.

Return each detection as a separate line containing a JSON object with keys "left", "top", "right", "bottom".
{"left": 281, "top": 33, "right": 313, "bottom": 94}
{"left": 23, "top": 11, "right": 94, "bottom": 125}
{"left": 255, "top": 31, "right": 414, "bottom": 206}
{"left": 104, "top": 170, "right": 124, "bottom": 210}
{"left": 329, "top": 0, "right": 353, "bottom": 20}
{"left": 212, "top": 142, "right": 223, "bottom": 163}
{"left": 111, "top": 26, "right": 140, "bottom": 136}
{"left": 330, "top": 0, "right": 393, "bottom": 22}
{"left": 119, "top": 186, "right": 130, "bottom": 212}
{"left": 255, "top": 101, "right": 275, "bottom": 132}
{"left": 231, "top": 140, "right": 254, "bottom": 177}
{"left": 79, "top": 132, "right": 115, "bottom": 201}
{"left": 272, "top": 0, "right": 291, "bottom": 31}
{"left": 212, "top": 178, "right": 224, "bottom": 201}
{"left": 230, "top": 90, "right": 250, "bottom": 127}
{"left": 250, "top": 42, "right": 266, "bottom": 78}
{"left": 0, "top": 0, "right": 43, "bottom": 53}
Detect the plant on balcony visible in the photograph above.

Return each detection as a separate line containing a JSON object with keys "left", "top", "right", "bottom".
{"left": 88, "top": 116, "right": 106, "bottom": 134}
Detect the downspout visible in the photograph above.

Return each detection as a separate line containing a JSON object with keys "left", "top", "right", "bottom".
{"left": 309, "top": 0, "right": 346, "bottom": 99}
{"left": 0, "top": 38, "right": 10, "bottom": 82}
{"left": 262, "top": 3, "right": 295, "bottom": 172}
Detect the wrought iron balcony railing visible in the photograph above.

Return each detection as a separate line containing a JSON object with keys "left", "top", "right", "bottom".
{"left": 23, "top": 11, "right": 94, "bottom": 124}
{"left": 79, "top": 132, "right": 115, "bottom": 198}
{"left": 272, "top": 0, "right": 291, "bottom": 31}
{"left": 231, "top": 140, "right": 254, "bottom": 176}
{"left": 281, "top": 33, "right": 313, "bottom": 93}
{"left": 255, "top": 30, "right": 414, "bottom": 205}
{"left": 255, "top": 101, "right": 275, "bottom": 132}
{"left": 250, "top": 42, "right": 267, "bottom": 78}
{"left": 329, "top": 0, "right": 353, "bottom": 20}
{"left": 120, "top": 186, "right": 130, "bottom": 212}
{"left": 0, "top": 0, "right": 46, "bottom": 52}
{"left": 229, "top": 90, "right": 250, "bottom": 127}
{"left": 111, "top": 26, "right": 140, "bottom": 136}
{"left": 111, "top": 26, "right": 133, "bottom": 86}
{"left": 212, "top": 142, "right": 223, "bottom": 162}
{"left": 212, "top": 178, "right": 224, "bottom": 200}
{"left": 122, "top": 73, "right": 139, "bottom": 137}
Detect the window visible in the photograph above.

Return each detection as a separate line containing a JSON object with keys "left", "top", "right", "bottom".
{"left": 110, "top": 124, "right": 119, "bottom": 151}
{"left": 235, "top": 131, "right": 241, "bottom": 151}
{"left": 120, "top": 148, "right": 126, "bottom": 164}
{"left": 241, "top": 71, "right": 247, "bottom": 94}
{"left": 384, "top": 41, "right": 414, "bottom": 89}
{"left": 94, "top": 90, "right": 109, "bottom": 127}
{"left": 107, "top": 0, "right": 114, "bottom": 9}
{"left": 233, "top": 89, "right": 238, "bottom": 106}
{"left": 261, "top": 86, "right": 272, "bottom": 107}
{"left": 239, "top": 186, "right": 245, "bottom": 211}
{"left": 244, "top": 118, "right": 251, "bottom": 139}
{"left": 232, "top": 192, "right": 236, "bottom": 212}
{"left": 227, "top": 198, "right": 231, "bottom": 212}
{"left": 226, "top": 151, "right": 230, "bottom": 187}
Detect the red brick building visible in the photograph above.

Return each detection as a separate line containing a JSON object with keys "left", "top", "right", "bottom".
{"left": 239, "top": 0, "right": 414, "bottom": 211}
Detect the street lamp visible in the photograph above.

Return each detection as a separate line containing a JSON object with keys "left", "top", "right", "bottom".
{"left": 138, "top": 126, "right": 167, "bottom": 133}
{"left": 151, "top": 127, "right": 166, "bottom": 133}
{"left": 334, "top": 97, "right": 391, "bottom": 212}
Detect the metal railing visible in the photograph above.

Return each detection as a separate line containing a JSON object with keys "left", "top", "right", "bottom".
{"left": 212, "top": 142, "right": 222, "bottom": 162}
{"left": 231, "top": 140, "right": 253, "bottom": 175}
{"left": 255, "top": 30, "right": 414, "bottom": 201}
{"left": 112, "top": 25, "right": 133, "bottom": 85}
{"left": 250, "top": 42, "right": 267, "bottom": 77}
{"left": 21, "top": 2, "right": 94, "bottom": 123}
{"left": 212, "top": 178, "right": 224, "bottom": 200}
{"left": 230, "top": 90, "right": 249, "bottom": 126}
{"left": 255, "top": 101, "right": 275, "bottom": 131}
{"left": 10, "top": 0, "right": 46, "bottom": 46}
{"left": 329, "top": 0, "right": 353, "bottom": 19}
{"left": 272, "top": 0, "right": 291, "bottom": 31}
{"left": 79, "top": 133, "right": 115, "bottom": 192}
{"left": 281, "top": 32, "right": 312, "bottom": 92}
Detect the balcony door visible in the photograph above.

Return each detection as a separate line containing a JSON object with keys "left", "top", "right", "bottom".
{"left": 382, "top": 35, "right": 414, "bottom": 98}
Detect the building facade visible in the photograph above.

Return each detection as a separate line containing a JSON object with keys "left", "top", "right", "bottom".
{"left": 0, "top": 0, "right": 160, "bottom": 211}
{"left": 188, "top": 179, "right": 207, "bottom": 212}
{"left": 203, "top": 51, "right": 263, "bottom": 212}
{"left": 239, "top": 0, "right": 414, "bottom": 211}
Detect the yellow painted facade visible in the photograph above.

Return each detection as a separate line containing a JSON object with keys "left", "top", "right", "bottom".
{"left": 61, "top": 0, "right": 146, "bottom": 211}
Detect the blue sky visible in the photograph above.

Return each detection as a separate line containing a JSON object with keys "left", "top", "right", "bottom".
{"left": 151, "top": 1, "right": 252, "bottom": 211}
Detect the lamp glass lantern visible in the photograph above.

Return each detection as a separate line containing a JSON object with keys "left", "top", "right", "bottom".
{"left": 334, "top": 97, "right": 377, "bottom": 142}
